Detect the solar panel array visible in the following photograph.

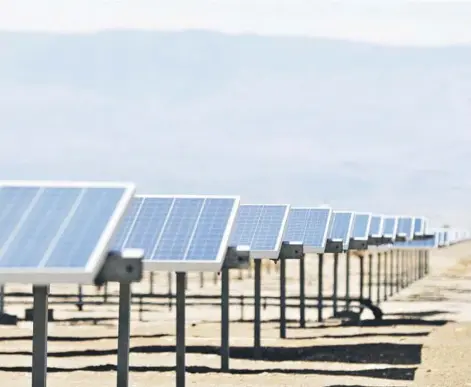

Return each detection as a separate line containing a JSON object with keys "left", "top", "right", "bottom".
{"left": 430, "top": 227, "right": 469, "bottom": 247}
{"left": 395, "top": 236, "right": 437, "bottom": 249}
{"left": 283, "top": 207, "right": 332, "bottom": 253}
{"left": 0, "top": 181, "right": 135, "bottom": 285}
{"left": 111, "top": 195, "right": 240, "bottom": 272}
{"left": 0, "top": 178, "right": 468, "bottom": 287}
{"left": 229, "top": 204, "right": 289, "bottom": 259}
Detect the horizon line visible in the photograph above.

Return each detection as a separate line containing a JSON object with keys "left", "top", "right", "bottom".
{"left": 1, "top": 27, "right": 471, "bottom": 49}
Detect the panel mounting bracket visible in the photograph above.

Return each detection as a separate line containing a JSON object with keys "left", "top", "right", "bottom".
{"left": 381, "top": 236, "right": 394, "bottom": 245}
{"left": 223, "top": 246, "right": 250, "bottom": 269}
{"left": 413, "top": 233, "right": 435, "bottom": 241}
{"left": 367, "top": 236, "right": 383, "bottom": 246}
{"left": 395, "top": 234, "right": 407, "bottom": 242}
{"left": 325, "top": 238, "right": 343, "bottom": 254}
{"left": 274, "top": 241, "right": 304, "bottom": 261}
{"left": 94, "top": 249, "right": 144, "bottom": 286}
{"left": 348, "top": 238, "right": 368, "bottom": 251}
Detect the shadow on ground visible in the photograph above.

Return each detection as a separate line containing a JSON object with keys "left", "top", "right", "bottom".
{"left": 285, "top": 331, "right": 430, "bottom": 340}
{"left": 0, "top": 364, "right": 417, "bottom": 380}
{"left": 385, "top": 310, "right": 453, "bottom": 318}
{"left": 0, "top": 341, "right": 421, "bottom": 380}
{"left": 326, "top": 385, "right": 403, "bottom": 387}
{"left": 341, "top": 318, "right": 448, "bottom": 327}
{"left": 0, "top": 342, "right": 422, "bottom": 365}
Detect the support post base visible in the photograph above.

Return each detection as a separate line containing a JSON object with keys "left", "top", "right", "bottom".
{"left": 0, "top": 312, "right": 18, "bottom": 325}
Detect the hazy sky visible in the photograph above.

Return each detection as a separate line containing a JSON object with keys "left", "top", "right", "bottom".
{"left": 1, "top": 0, "right": 471, "bottom": 45}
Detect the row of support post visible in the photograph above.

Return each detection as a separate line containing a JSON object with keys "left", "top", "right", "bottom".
{"left": 24, "top": 248, "right": 431, "bottom": 387}
{"left": 182, "top": 246, "right": 433, "bottom": 387}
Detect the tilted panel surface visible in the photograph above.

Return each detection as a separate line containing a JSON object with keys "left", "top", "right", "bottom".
{"left": 382, "top": 217, "right": 397, "bottom": 236}
{"left": 369, "top": 216, "right": 382, "bottom": 236}
{"left": 114, "top": 196, "right": 238, "bottom": 263}
{"left": 283, "top": 209, "right": 311, "bottom": 242}
{"left": 0, "top": 181, "right": 134, "bottom": 284}
{"left": 397, "top": 217, "right": 414, "bottom": 239}
{"left": 351, "top": 214, "right": 371, "bottom": 239}
{"left": 329, "top": 212, "right": 354, "bottom": 242}
{"left": 303, "top": 208, "right": 331, "bottom": 248}
{"left": 414, "top": 218, "right": 424, "bottom": 234}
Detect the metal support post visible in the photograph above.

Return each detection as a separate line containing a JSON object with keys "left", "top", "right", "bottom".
{"left": 425, "top": 250, "right": 430, "bottom": 275}
{"left": 376, "top": 252, "right": 381, "bottom": 304}
{"left": 199, "top": 272, "right": 204, "bottom": 288}
{"left": 407, "top": 251, "right": 412, "bottom": 284}
{"left": 368, "top": 253, "right": 373, "bottom": 300}
{"left": 221, "top": 267, "right": 230, "bottom": 372}
{"left": 149, "top": 272, "right": 154, "bottom": 295}
{"left": 176, "top": 272, "right": 186, "bottom": 387}
{"left": 77, "top": 285, "right": 83, "bottom": 311}
{"left": 389, "top": 250, "right": 394, "bottom": 296}
{"left": 254, "top": 260, "right": 262, "bottom": 357}
{"left": 299, "top": 257, "right": 305, "bottom": 328}
{"left": 168, "top": 272, "right": 173, "bottom": 310}
{"left": 0, "top": 285, "right": 4, "bottom": 314}
{"left": 279, "top": 257, "right": 286, "bottom": 338}
{"left": 396, "top": 249, "right": 400, "bottom": 292}
{"left": 317, "top": 254, "right": 324, "bottom": 322}
{"left": 383, "top": 251, "right": 388, "bottom": 301}
{"left": 333, "top": 253, "right": 339, "bottom": 316}
{"left": 117, "top": 283, "right": 131, "bottom": 387}
{"left": 32, "top": 285, "right": 49, "bottom": 387}
{"left": 359, "top": 255, "right": 364, "bottom": 301}
{"left": 345, "top": 251, "right": 350, "bottom": 310}
{"left": 103, "top": 283, "right": 108, "bottom": 304}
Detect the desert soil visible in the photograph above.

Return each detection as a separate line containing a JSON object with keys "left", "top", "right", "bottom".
{"left": 1, "top": 241, "right": 471, "bottom": 387}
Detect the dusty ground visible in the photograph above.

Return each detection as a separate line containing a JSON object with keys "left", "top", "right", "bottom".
{"left": 1, "top": 241, "right": 471, "bottom": 387}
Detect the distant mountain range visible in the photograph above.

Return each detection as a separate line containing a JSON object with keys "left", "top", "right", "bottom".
{"left": 1, "top": 30, "right": 470, "bottom": 227}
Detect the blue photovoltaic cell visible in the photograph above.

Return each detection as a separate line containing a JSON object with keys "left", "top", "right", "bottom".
{"left": 229, "top": 205, "right": 288, "bottom": 251}
{"left": 329, "top": 212, "right": 354, "bottom": 243}
{"left": 111, "top": 197, "right": 173, "bottom": 258}
{"left": 283, "top": 208, "right": 330, "bottom": 249}
{"left": 397, "top": 217, "right": 414, "bottom": 239}
{"left": 110, "top": 197, "right": 145, "bottom": 250}
{"left": 304, "top": 209, "right": 331, "bottom": 247}
{"left": 382, "top": 217, "right": 397, "bottom": 236}
{"left": 0, "top": 186, "right": 129, "bottom": 269}
{"left": 186, "top": 198, "right": 237, "bottom": 260}
{"left": 414, "top": 218, "right": 424, "bottom": 234}
{"left": 351, "top": 214, "right": 371, "bottom": 239}
{"left": 113, "top": 196, "right": 237, "bottom": 261}
{"left": 369, "top": 216, "right": 382, "bottom": 236}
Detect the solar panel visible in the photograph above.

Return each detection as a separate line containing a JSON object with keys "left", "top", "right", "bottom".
{"left": 351, "top": 213, "right": 371, "bottom": 240}
{"left": 229, "top": 204, "right": 290, "bottom": 259}
{"left": 283, "top": 207, "right": 332, "bottom": 253}
{"left": 112, "top": 195, "right": 240, "bottom": 272}
{"left": 397, "top": 216, "right": 414, "bottom": 240}
{"left": 0, "top": 180, "right": 135, "bottom": 285}
{"left": 382, "top": 216, "right": 398, "bottom": 238}
{"left": 413, "top": 217, "right": 425, "bottom": 235}
{"left": 328, "top": 211, "right": 354, "bottom": 250}
{"left": 369, "top": 215, "right": 383, "bottom": 237}
{"left": 395, "top": 235, "right": 437, "bottom": 249}
{"left": 443, "top": 230, "right": 449, "bottom": 245}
